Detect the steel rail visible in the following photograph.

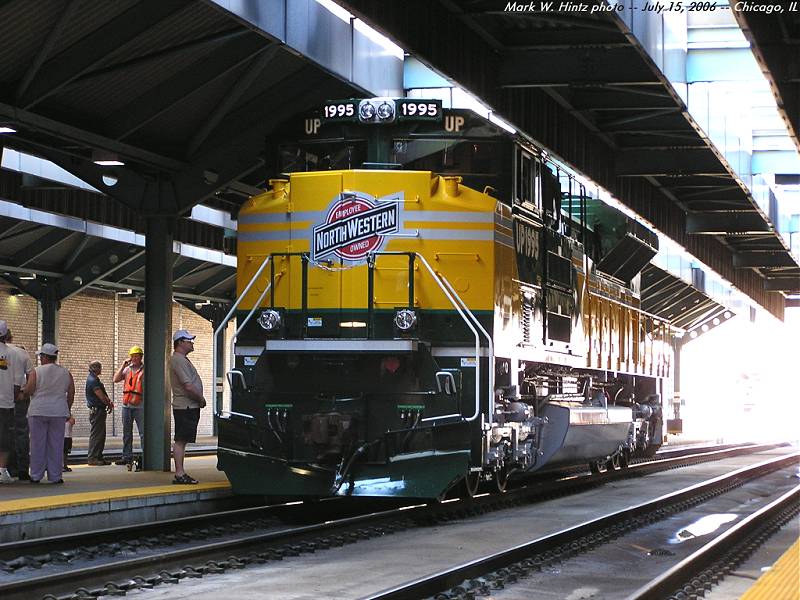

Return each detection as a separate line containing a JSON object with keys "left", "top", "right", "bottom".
{"left": 0, "top": 445, "right": 752, "bottom": 561}
{"left": 0, "top": 443, "right": 789, "bottom": 599}
{"left": 360, "top": 452, "right": 799, "bottom": 600}
{"left": 625, "top": 484, "right": 800, "bottom": 600}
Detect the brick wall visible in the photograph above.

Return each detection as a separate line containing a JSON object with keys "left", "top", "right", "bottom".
{"left": 0, "top": 288, "right": 223, "bottom": 440}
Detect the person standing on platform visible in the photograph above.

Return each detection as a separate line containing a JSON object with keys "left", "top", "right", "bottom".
{"left": 6, "top": 327, "right": 32, "bottom": 480}
{"left": 113, "top": 346, "right": 144, "bottom": 470}
{"left": 63, "top": 414, "right": 74, "bottom": 472}
{"left": 169, "top": 330, "right": 206, "bottom": 484}
{"left": 0, "top": 324, "right": 19, "bottom": 483}
{"left": 24, "top": 343, "right": 74, "bottom": 484}
{"left": 86, "top": 361, "right": 113, "bottom": 465}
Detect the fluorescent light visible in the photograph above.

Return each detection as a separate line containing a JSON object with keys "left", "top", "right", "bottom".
{"left": 19, "top": 273, "right": 36, "bottom": 280}
{"left": 340, "top": 321, "right": 367, "bottom": 328}
{"left": 0, "top": 126, "right": 16, "bottom": 134}
{"left": 489, "top": 113, "right": 517, "bottom": 134}
{"left": 94, "top": 159, "right": 125, "bottom": 166}
{"left": 316, "top": 0, "right": 404, "bottom": 60}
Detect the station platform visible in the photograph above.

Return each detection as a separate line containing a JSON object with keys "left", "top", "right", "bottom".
{"left": 0, "top": 454, "right": 248, "bottom": 543}
{"left": 740, "top": 538, "right": 799, "bottom": 600}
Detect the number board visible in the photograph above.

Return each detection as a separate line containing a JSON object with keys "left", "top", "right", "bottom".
{"left": 396, "top": 99, "right": 442, "bottom": 122}
{"left": 322, "top": 99, "right": 359, "bottom": 122}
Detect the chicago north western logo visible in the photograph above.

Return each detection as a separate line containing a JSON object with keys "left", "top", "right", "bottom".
{"left": 312, "top": 192, "right": 400, "bottom": 262}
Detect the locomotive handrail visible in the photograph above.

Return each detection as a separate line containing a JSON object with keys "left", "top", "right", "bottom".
{"left": 437, "top": 273, "right": 495, "bottom": 421}
{"left": 228, "top": 278, "right": 274, "bottom": 384}
{"left": 415, "top": 254, "right": 485, "bottom": 424}
{"left": 212, "top": 255, "right": 272, "bottom": 418}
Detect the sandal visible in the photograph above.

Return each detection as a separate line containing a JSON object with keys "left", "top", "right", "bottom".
{"left": 172, "top": 473, "right": 198, "bottom": 485}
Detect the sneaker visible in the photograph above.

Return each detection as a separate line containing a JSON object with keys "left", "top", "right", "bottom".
{"left": 135, "top": 462, "right": 143, "bottom": 472}
{"left": 172, "top": 473, "right": 198, "bottom": 485}
{"left": 0, "top": 472, "right": 13, "bottom": 484}
{"left": 114, "top": 459, "right": 129, "bottom": 466}
{"left": 29, "top": 479, "right": 40, "bottom": 484}
{"left": 50, "top": 479, "right": 64, "bottom": 484}
{"left": 63, "top": 466, "right": 73, "bottom": 472}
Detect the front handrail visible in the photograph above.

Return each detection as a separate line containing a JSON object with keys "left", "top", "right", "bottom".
{"left": 229, "top": 279, "right": 274, "bottom": 379}
{"left": 212, "top": 255, "right": 272, "bottom": 418}
{"left": 416, "top": 254, "right": 486, "bottom": 423}
{"left": 437, "top": 273, "right": 495, "bottom": 422}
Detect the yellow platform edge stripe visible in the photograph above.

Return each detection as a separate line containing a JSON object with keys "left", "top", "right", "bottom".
{"left": 740, "top": 538, "right": 800, "bottom": 600}
{"left": 0, "top": 481, "right": 231, "bottom": 515}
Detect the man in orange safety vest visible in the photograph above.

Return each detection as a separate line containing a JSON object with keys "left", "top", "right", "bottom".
{"left": 113, "top": 346, "right": 144, "bottom": 470}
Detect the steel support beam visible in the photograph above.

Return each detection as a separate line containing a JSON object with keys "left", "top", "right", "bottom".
{"left": 19, "top": 1, "right": 187, "bottom": 109}
{"left": 733, "top": 253, "right": 798, "bottom": 268}
{"left": 764, "top": 277, "right": 800, "bottom": 292}
{"left": 142, "top": 216, "right": 174, "bottom": 472}
{"left": 106, "top": 32, "right": 265, "bottom": 141}
{"left": 499, "top": 47, "right": 655, "bottom": 87}
{"left": 39, "top": 279, "right": 60, "bottom": 344}
{"left": 686, "top": 213, "right": 772, "bottom": 235}
{"left": 11, "top": 229, "right": 76, "bottom": 267}
{"left": 616, "top": 150, "right": 728, "bottom": 177}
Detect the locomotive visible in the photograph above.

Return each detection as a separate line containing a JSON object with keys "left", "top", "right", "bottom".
{"left": 216, "top": 98, "right": 673, "bottom": 499}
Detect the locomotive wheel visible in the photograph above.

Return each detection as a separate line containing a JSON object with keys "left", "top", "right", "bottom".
{"left": 462, "top": 471, "right": 481, "bottom": 498}
{"left": 493, "top": 468, "right": 508, "bottom": 493}
{"left": 619, "top": 450, "right": 630, "bottom": 469}
{"left": 589, "top": 460, "right": 605, "bottom": 475}
{"left": 606, "top": 454, "right": 620, "bottom": 471}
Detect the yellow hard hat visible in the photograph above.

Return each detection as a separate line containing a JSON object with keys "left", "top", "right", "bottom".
{"left": 128, "top": 345, "right": 144, "bottom": 356}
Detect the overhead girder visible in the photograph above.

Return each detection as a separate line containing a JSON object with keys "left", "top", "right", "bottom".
{"left": 15, "top": 0, "right": 81, "bottom": 101}
{"left": 0, "top": 101, "right": 188, "bottom": 172}
{"left": 499, "top": 47, "right": 656, "bottom": 87}
{"left": 18, "top": 1, "right": 189, "bottom": 110}
{"left": 59, "top": 243, "right": 147, "bottom": 300}
{"left": 10, "top": 228, "right": 77, "bottom": 267}
{"left": 105, "top": 31, "right": 267, "bottom": 141}
{"left": 13, "top": 69, "right": 351, "bottom": 215}
{"left": 616, "top": 150, "right": 728, "bottom": 177}
{"left": 734, "top": 8, "right": 800, "bottom": 153}
{"left": 764, "top": 277, "right": 800, "bottom": 292}
{"left": 569, "top": 90, "right": 676, "bottom": 111}
{"left": 686, "top": 212, "right": 773, "bottom": 235}
{"left": 733, "top": 253, "right": 798, "bottom": 269}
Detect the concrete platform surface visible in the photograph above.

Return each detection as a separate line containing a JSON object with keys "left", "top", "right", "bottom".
{"left": 0, "top": 455, "right": 228, "bottom": 512}
{"left": 0, "top": 456, "right": 236, "bottom": 542}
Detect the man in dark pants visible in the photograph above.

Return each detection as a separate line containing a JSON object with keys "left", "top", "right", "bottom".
{"left": 86, "top": 361, "right": 113, "bottom": 465}
{"left": 6, "top": 328, "right": 32, "bottom": 480}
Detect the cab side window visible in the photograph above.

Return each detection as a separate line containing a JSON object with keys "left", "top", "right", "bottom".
{"left": 516, "top": 149, "right": 540, "bottom": 211}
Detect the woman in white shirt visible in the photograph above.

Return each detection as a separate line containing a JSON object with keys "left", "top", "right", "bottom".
{"left": 23, "top": 344, "right": 74, "bottom": 484}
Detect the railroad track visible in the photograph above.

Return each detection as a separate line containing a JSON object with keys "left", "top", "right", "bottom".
{"left": 363, "top": 452, "right": 800, "bottom": 600}
{"left": 0, "top": 442, "right": 789, "bottom": 600}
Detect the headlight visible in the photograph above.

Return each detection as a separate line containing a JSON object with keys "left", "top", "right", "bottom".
{"left": 258, "top": 309, "right": 282, "bottom": 331}
{"left": 376, "top": 101, "right": 394, "bottom": 120}
{"left": 359, "top": 102, "right": 376, "bottom": 121}
{"left": 394, "top": 309, "right": 417, "bottom": 331}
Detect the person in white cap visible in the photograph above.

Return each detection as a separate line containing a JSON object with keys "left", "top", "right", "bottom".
{"left": 0, "top": 321, "right": 20, "bottom": 483}
{"left": 168, "top": 330, "right": 206, "bottom": 484}
{"left": 23, "top": 343, "right": 75, "bottom": 484}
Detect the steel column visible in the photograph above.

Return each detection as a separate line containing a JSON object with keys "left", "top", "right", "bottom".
{"left": 143, "top": 216, "right": 174, "bottom": 471}
{"left": 39, "top": 279, "right": 60, "bottom": 344}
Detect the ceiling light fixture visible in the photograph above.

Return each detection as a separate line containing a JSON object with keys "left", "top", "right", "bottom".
{"left": 0, "top": 126, "right": 16, "bottom": 134}
{"left": 93, "top": 149, "right": 125, "bottom": 166}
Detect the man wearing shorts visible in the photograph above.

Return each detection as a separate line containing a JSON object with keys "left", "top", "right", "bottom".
{"left": 168, "top": 329, "right": 206, "bottom": 484}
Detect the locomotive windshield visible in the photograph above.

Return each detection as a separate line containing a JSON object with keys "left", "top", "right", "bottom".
{"left": 279, "top": 140, "right": 367, "bottom": 173}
